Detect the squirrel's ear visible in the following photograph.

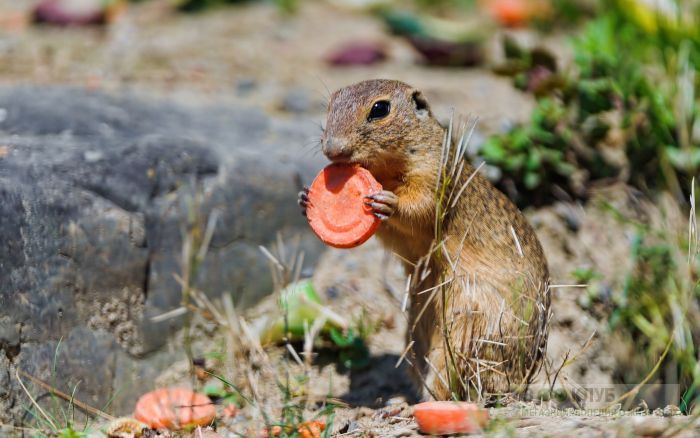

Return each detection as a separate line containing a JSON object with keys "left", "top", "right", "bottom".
{"left": 411, "top": 90, "right": 430, "bottom": 118}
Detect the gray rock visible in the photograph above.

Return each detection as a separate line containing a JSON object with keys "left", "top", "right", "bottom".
{"left": 279, "top": 88, "right": 320, "bottom": 114}
{"left": 0, "top": 86, "right": 326, "bottom": 424}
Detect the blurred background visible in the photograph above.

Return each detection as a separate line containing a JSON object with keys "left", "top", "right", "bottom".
{"left": 1, "top": 0, "right": 698, "bottom": 202}
{"left": 0, "top": 0, "right": 542, "bottom": 130}
{"left": 1, "top": 0, "right": 700, "bottom": 435}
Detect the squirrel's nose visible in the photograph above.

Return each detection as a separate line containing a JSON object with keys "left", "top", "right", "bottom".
{"left": 323, "top": 137, "right": 352, "bottom": 162}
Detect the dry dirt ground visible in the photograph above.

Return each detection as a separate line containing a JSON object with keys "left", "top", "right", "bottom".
{"left": 145, "top": 187, "right": 699, "bottom": 437}
{"left": 2, "top": 0, "right": 699, "bottom": 436}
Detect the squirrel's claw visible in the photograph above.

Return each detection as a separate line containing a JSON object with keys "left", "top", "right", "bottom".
{"left": 366, "top": 202, "right": 393, "bottom": 216}
{"left": 365, "top": 190, "right": 397, "bottom": 221}
{"left": 298, "top": 187, "right": 310, "bottom": 216}
{"left": 373, "top": 212, "right": 390, "bottom": 221}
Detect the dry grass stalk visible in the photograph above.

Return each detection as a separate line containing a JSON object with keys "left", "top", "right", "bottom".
{"left": 15, "top": 369, "right": 59, "bottom": 431}
{"left": 16, "top": 370, "right": 115, "bottom": 422}
{"left": 183, "top": 231, "right": 340, "bottom": 432}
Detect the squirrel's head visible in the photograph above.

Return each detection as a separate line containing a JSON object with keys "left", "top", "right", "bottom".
{"left": 321, "top": 79, "right": 443, "bottom": 174}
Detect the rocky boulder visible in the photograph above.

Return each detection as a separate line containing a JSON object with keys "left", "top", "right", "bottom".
{"left": 0, "top": 86, "right": 325, "bottom": 423}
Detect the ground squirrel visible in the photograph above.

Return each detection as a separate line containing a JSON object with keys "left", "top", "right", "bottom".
{"left": 299, "top": 79, "right": 550, "bottom": 400}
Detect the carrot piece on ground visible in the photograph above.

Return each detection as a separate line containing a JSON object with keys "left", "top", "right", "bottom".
{"left": 413, "top": 401, "right": 489, "bottom": 435}
{"left": 133, "top": 388, "right": 215, "bottom": 430}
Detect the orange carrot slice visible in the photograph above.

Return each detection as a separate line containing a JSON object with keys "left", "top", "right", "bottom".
{"left": 298, "top": 420, "right": 325, "bottom": 438}
{"left": 484, "top": 0, "right": 531, "bottom": 27}
{"left": 261, "top": 421, "right": 325, "bottom": 438}
{"left": 306, "top": 164, "right": 382, "bottom": 249}
{"left": 413, "top": 401, "right": 489, "bottom": 435}
{"left": 133, "top": 388, "right": 215, "bottom": 430}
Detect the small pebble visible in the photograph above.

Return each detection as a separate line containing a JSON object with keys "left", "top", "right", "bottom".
{"left": 385, "top": 396, "right": 407, "bottom": 406}
{"left": 662, "top": 405, "right": 682, "bottom": 416}
{"left": 235, "top": 78, "right": 257, "bottom": 96}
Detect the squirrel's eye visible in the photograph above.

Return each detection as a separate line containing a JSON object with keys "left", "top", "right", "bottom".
{"left": 368, "top": 100, "right": 391, "bottom": 122}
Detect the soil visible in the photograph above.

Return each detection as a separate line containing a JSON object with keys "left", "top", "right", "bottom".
{"left": 142, "top": 194, "right": 700, "bottom": 436}
{"left": 2, "top": 0, "right": 699, "bottom": 436}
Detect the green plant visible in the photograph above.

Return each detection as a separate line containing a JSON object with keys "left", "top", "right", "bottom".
{"left": 603, "top": 186, "right": 700, "bottom": 413}
{"left": 326, "top": 308, "right": 379, "bottom": 370}
{"left": 55, "top": 426, "right": 88, "bottom": 438}
{"left": 16, "top": 340, "right": 111, "bottom": 438}
{"left": 275, "top": 377, "right": 335, "bottom": 438}
{"left": 486, "top": 2, "right": 700, "bottom": 206}
{"left": 175, "top": 0, "right": 297, "bottom": 14}
{"left": 329, "top": 328, "right": 370, "bottom": 370}
{"left": 480, "top": 97, "right": 585, "bottom": 206}
{"left": 203, "top": 383, "right": 244, "bottom": 408}
{"left": 178, "top": 189, "right": 220, "bottom": 381}
{"left": 205, "top": 320, "right": 337, "bottom": 437}
{"left": 190, "top": 236, "right": 338, "bottom": 436}
{"left": 571, "top": 267, "right": 606, "bottom": 309}
{"left": 175, "top": 0, "right": 245, "bottom": 12}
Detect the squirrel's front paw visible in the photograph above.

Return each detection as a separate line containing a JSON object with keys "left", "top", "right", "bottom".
{"left": 365, "top": 190, "right": 398, "bottom": 221}
{"left": 298, "top": 187, "right": 310, "bottom": 216}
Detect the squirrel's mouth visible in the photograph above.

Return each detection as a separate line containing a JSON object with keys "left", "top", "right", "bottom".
{"left": 327, "top": 155, "right": 351, "bottom": 164}
{"left": 324, "top": 149, "right": 376, "bottom": 174}
{"left": 327, "top": 154, "right": 370, "bottom": 169}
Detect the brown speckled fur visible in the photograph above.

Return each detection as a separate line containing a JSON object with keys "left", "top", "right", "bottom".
{"left": 322, "top": 79, "right": 550, "bottom": 400}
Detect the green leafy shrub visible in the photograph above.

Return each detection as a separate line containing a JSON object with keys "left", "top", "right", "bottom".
{"left": 611, "top": 233, "right": 700, "bottom": 412}
{"left": 486, "top": 4, "right": 700, "bottom": 207}
{"left": 592, "top": 193, "right": 700, "bottom": 413}
{"left": 175, "top": 0, "right": 296, "bottom": 14}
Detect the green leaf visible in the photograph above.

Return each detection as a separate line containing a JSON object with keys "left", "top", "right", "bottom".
{"left": 329, "top": 328, "right": 355, "bottom": 347}
{"left": 204, "top": 350, "right": 224, "bottom": 361}
{"left": 503, "top": 35, "right": 524, "bottom": 60}
{"left": 504, "top": 154, "right": 526, "bottom": 171}
{"left": 279, "top": 280, "right": 323, "bottom": 335}
{"left": 554, "top": 161, "right": 577, "bottom": 176}
{"left": 481, "top": 139, "right": 506, "bottom": 161}
{"left": 525, "top": 149, "right": 542, "bottom": 171}
{"left": 380, "top": 10, "right": 425, "bottom": 37}
{"left": 541, "top": 148, "right": 564, "bottom": 162}
{"left": 339, "top": 341, "right": 370, "bottom": 369}
{"left": 571, "top": 267, "right": 600, "bottom": 283}
{"left": 203, "top": 384, "right": 227, "bottom": 398}
{"left": 524, "top": 172, "right": 541, "bottom": 189}
{"left": 512, "top": 130, "right": 532, "bottom": 150}
{"left": 666, "top": 147, "right": 700, "bottom": 171}
{"left": 260, "top": 280, "right": 336, "bottom": 344}
{"left": 57, "top": 427, "right": 87, "bottom": 438}
{"left": 223, "top": 393, "right": 243, "bottom": 407}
